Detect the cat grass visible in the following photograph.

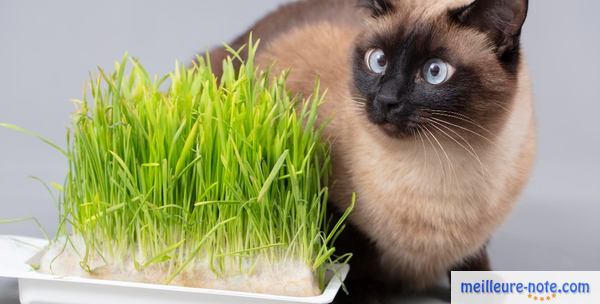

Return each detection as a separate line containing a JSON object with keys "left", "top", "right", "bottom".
{"left": 5, "top": 41, "right": 352, "bottom": 296}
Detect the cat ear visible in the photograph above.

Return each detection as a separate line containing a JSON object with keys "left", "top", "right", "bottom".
{"left": 451, "top": 0, "right": 529, "bottom": 58}
{"left": 360, "top": 0, "right": 395, "bottom": 17}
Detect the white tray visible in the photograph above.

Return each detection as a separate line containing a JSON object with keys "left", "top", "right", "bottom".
{"left": 0, "top": 235, "right": 348, "bottom": 304}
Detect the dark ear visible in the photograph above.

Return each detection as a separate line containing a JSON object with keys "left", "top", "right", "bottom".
{"left": 359, "top": 0, "right": 395, "bottom": 17}
{"left": 452, "top": 0, "right": 529, "bottom": 60}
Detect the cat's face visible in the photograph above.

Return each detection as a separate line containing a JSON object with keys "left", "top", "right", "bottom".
{"left": 353, "top": 0, "right": 528, "bottom": 139}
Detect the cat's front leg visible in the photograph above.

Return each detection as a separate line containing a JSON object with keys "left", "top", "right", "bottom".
{"left": 437, "top": 246, "right": 491, "bottom": 302}
{"left": 449, "top": 246, "right": 492, "bottom": 274}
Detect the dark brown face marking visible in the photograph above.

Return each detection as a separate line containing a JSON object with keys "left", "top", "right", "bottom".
{"left": 353, "top": 0, "right": 529, "bottom": 140}
{"left": 358, "top": 0, "right": 395, "bottom": 17}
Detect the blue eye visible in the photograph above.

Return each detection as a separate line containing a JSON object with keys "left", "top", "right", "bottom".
{"left": 423, "top": 58, "right": 453, "bottom": 85}
{"left": 366, "top": 48, "right": 387, "bottom": 74}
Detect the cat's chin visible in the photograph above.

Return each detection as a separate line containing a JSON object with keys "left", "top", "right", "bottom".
{"left": 380, "top": 123, "right": 402, "bottom": 135}
{"left": 366, "top": 111, "right": 422, "bottom": 139}
{"left": 377, "top": 122, "right": 416, "bottom": 139}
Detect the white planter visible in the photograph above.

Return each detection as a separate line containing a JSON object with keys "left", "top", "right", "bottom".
{"left": 0, "top": 235, "right": 348, "bottom": 304}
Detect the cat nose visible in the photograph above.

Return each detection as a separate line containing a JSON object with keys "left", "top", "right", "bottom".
{"left": 377, "top": 94, "right": 398, "bottom": 105}
{"left": 375, "top": 94, "right": 402, "bottom": 112}
{"left": 376, "top": 79, "right": 402, "bottom": 111}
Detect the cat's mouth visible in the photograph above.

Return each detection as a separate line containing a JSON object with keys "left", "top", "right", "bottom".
{"left": 362, "top": 96, "right": 429, "bottom": 138}
{"left": 367, "top": 104, "right": 427, "bottom": 138}
{"left": 372, "top": 116, "right": 424, "bottom": 138}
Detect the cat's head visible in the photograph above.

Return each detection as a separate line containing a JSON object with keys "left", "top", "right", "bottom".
{"left": 353, "top": 0, "right": 529, "bottom": 139}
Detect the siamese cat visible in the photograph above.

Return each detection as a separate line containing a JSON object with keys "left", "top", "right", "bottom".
{"left": 208, "top": 0, "right": 535, "bottom": 300}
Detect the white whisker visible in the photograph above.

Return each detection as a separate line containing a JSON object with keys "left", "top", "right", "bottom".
{"left": 428, "top": 116, "right": 499, "bottom": 149}
{"left": 423, "top": 124, "right": 457, "bottom": 183}
{"left": 415, "top": 126, "right": 429, "bottom": 173}
{"left": 427, "top": 110, "right": 494, "bottom": 137}
{"left": 427, "top": 119, "right": 488, "bottom": 176}
{"left": 422, "top": 125, "right": 451, "bottom": 196}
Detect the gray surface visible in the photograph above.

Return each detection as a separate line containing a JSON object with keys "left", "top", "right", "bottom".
{"left": 1, "top": 0, "right": 599, "bottom": 303}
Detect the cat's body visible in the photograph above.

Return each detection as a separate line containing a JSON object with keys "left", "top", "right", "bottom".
{"left": 209, "top": 0, "right": 535, "bottom": 296}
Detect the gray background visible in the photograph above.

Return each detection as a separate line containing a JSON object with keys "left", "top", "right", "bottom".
{"left": 1, "top": 0, "right": 599, "bottom": 303}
